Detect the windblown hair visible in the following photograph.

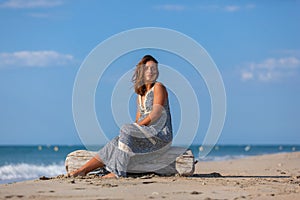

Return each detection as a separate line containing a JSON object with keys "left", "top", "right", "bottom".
{"left": 132, "top": 55, "right": 158, "bottom": 96}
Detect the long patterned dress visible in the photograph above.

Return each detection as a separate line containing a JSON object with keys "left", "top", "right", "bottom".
{"left": 98, "top": 82, "right": 173, "bottom": 177}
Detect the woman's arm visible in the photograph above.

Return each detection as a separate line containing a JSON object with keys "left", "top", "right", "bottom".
{"left": 137, "top": 83, "right": 167, "bottom": 126}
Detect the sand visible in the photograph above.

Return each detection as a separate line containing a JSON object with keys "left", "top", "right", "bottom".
{"left": 0, "top": 152, "right": 299, "bottom": 200}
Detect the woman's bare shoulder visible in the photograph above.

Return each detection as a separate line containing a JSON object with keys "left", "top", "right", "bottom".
{"left": 154, "top": 82, "right": 166, "bottom": 89}
{"left": 154, "top": 82, "right": 167, "bottom": 96}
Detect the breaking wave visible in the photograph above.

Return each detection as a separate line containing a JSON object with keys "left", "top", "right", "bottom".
{"left": 0, "top": 163, "right": 65, "bottom": 183}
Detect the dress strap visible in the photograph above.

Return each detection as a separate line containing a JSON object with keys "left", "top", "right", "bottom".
{"left": 138, "top": 95, "right": 142, "bottom": 107}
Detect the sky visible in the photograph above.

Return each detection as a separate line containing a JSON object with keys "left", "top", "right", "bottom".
{"left": 0, "top": 0, "right": 300, "bottom": 145}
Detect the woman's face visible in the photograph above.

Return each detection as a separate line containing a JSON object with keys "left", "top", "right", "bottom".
{"left": 144, "top": 61, "right": 158, "bottom": 83}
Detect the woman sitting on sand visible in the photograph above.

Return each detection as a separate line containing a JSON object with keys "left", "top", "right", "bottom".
{"left": 69, "top": 55, "right": 173, "bottom": 178}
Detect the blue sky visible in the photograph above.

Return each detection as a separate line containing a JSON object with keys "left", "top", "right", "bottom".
{"left": 0, "top": 0, "right": 299, "bottom": 145}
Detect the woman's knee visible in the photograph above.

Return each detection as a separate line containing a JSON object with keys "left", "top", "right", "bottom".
{"left": 120, "top": 124, "right": 133, "bottom": 134}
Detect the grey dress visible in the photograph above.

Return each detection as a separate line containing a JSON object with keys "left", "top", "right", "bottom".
{"left": 98, "top": 82, "right": 173, "bottom": 177}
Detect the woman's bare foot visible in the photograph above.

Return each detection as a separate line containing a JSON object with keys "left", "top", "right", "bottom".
{"left": 68, "top": 169, "right": 86, "bottom": 177}
{"left": 101, "top": 172, "right": 117, "bottom": 179}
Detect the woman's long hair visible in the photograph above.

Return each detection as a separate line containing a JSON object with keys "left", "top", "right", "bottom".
{"left": 132, "top": 55, "right": 158, "bottom": 96}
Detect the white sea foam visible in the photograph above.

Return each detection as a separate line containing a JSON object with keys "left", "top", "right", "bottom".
{"left": 0, "top": 163, "right": 65, "bottom": 182}
{"left": 199, "top": 155, "right": 247, "bottom": 162}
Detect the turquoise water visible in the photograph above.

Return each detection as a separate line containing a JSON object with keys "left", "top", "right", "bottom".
{"left": 0, "top": 144, "right": 299, "bottom": 184}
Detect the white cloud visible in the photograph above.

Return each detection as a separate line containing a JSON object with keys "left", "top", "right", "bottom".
{"left": 0, "top": 51, "right": 74, "bottom": 68}
{"left": 154, "top": 4, "right": 186, "bottom": 11}
{"left": 241, "top": 71, "right": 253, "bottom": 81}
{"left": 240, "top": 56, "right": 300, "bottom": 82}
{"left": 273, "top": 49, "right": 300, "bottom": 57}
{"left": 222, "top": 4, "right": 255, "bottom": 12}
{"left": 154, "top": 4, "right": 255, "bottom": 12}
{"left": 0, "top": 0, "right": 63, "bottom": 9}
{"left": 224, "top": 5, "right": 240, "bottom": 12}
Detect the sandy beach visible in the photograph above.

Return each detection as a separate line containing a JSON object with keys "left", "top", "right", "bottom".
{"left": 0, "top": 152, "right": 299, "bottom": 200}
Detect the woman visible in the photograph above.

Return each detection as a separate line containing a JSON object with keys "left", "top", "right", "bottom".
{"left": 69, "top": 55, "right": 173, "bottom": 178}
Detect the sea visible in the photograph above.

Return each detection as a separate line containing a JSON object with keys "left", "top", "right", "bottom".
{"left": 0, "top": 144, "right": 299, "bottom": 184}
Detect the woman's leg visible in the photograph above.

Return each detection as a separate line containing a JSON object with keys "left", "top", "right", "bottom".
{"left": 68, "top": 155, "right": 104, "bottom": 177}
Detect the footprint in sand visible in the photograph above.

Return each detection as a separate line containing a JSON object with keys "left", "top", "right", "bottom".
{"left": 5, "top": 195, "right": 24, "bottom": 199}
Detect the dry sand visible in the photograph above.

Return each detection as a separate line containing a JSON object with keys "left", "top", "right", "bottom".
{"left": 0, "top": 152, "right": 299, "bottom": 200}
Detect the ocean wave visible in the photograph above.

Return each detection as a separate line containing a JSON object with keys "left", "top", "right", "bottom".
{"left": 198, "top": 155, "right": 247, "bottom": 162}
{"left": 0, "top": 163, "right": 65, "bottom": 181}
